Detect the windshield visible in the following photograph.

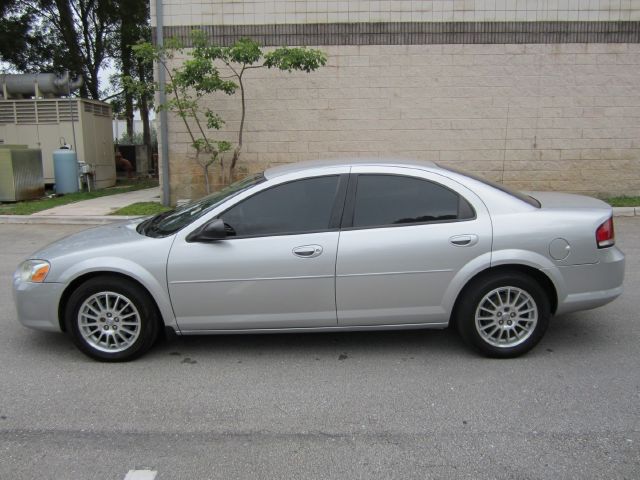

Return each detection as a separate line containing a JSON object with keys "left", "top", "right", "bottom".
{"left": 138, "top": 173, "right": 265, "bottom": 237}
{"left": 437, "top": 164, "right": 541, "bottom": 208}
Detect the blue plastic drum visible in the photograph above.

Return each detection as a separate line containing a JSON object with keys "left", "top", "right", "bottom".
{"left": 53, "top": 148, "right": 79, "bottom": 194}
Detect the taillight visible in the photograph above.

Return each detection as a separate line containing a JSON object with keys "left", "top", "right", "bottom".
{"left": 596, "top": 217, "right": 615, "bottom": 248}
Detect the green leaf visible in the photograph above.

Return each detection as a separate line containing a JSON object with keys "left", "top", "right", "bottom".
{"left": 226, "top": 38, "right": 262, "bottom": 65}
{"left": 264, "top": 47, "right": 327, "bottom": 72}
{"left": 217, "top": 140, "right": 232, "bottom": 153}
{"left": 205, "top": 110, "right": 225, "bottom": 130}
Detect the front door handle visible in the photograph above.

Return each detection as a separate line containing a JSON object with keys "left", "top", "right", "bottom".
{"left": 293, "top": 245, "right": 323, "bottom": 258}
{"left": 449, "top": 234, "right": 479, "bottom": 247}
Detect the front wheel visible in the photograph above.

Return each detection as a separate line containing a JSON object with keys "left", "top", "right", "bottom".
{"left": 65, "top": 276, "right": 159, "bottom": 362}
{"left": 455, "top": 272, "right": 550, "bottom": 358}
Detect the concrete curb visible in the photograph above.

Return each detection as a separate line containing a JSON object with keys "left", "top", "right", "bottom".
{"left": 0, "top": 215, "right": 140, "bottom": 225}
{"left": 612, "top": 207, "right": 640, "bottom": 217}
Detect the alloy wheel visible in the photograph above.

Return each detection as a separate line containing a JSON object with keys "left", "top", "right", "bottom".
{"left": 474, "top": 286, "right": 538, "bottom": 348}
{"left": 77, "top": 291, "right": 142, "bottom": 353}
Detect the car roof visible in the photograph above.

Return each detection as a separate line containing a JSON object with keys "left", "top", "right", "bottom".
{"left": 263, "top": 158, "right": 540, "bottom": 214}
{"left": 264, "top": 158, "right": 438, "bottom": 179}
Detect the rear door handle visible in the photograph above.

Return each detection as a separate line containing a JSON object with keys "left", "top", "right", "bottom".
{"left": 449, "top": 234, "right": 479, "bottom": 247}
{"left": 293, "top": 245, "right": 323, "bottom": 258}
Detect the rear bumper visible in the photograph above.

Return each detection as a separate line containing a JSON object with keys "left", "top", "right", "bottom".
{"left": 553, "top": 246, "right": 625, "bottom": 315}
{"left": 13, "top": 277, "right": 65, "bottom": 332}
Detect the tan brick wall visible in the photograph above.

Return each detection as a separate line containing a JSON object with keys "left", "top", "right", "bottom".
{"left": 161, "top": 42, "right": 640, "bottom": 203}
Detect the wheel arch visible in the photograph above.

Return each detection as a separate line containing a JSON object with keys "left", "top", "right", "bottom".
{"left": 451, "top": 264, "right": 559, "bottom": 324}
{"left": 58, "top": 271, "right": 168, "bottom": 333}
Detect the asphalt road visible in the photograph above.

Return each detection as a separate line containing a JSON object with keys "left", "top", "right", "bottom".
{"left": 1, "top": 219, "right": 639, "bottom": 480}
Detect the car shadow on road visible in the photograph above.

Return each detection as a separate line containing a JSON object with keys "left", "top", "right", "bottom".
{"left": 154, "top": 326, "right": 474, "bottom": 360}
{"left": 542, "top": 311, "right": 620, "bottom": 354}
{"left": 18, "top": 312, "right": 616, "bottom": 363}
{"left": 15, "top": 325, "right": 474, "bottom": 363}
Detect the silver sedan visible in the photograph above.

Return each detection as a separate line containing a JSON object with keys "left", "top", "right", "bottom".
{"left": 13, "top": 159, "right": 625, "bottom": 361}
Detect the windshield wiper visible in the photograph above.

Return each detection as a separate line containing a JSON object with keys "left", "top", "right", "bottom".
{"left": 138, "top": 210, "right": 174, "bottom": 236}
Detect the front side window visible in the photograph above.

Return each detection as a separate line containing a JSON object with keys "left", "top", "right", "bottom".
{"left": 221, "top": 176, "right": 340, "bottom": 237}
{"left": 138, "top": 173, "right": 265, "bottom": 237}
{"left": 352, "top": 174, "right": 474, "bottom": 228}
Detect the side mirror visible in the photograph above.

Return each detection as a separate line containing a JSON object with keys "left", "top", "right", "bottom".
{"left": 186, "top": 218, "right": 227, "bottom": 242}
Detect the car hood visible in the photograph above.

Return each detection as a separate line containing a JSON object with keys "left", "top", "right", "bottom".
{"left": 31, "top": 219, "right": 150, "bottom": 261}
{"left": 527, "top": 191, "right": 611, "bottom": 211}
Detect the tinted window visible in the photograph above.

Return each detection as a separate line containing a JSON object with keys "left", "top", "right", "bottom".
{"left": 139, "top": 173, "right": 265, "bottom": 237}
{"left": 222, "top": 176, "right": 340, "bottom": 237}
{"left": 352, "top": 175, "right": 473, "bottom": 228}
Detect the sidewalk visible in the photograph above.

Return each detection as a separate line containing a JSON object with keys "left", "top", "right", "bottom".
{"left": 32, "top": 187, "right": 160, "bottom": 216}
{"left": 0, "top": 187, "right": 163, "bottom": 225}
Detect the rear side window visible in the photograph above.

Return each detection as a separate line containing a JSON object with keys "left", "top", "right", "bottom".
{"left": 221, "top": 176, "right": 340, "bottom": 237}
{"left": 352, "top": 174, "right": 474, "bottom": 229}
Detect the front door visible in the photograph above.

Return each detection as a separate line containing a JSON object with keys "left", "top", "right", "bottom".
{"left": 167, "top": 174, "right": 347, "bottom": 331}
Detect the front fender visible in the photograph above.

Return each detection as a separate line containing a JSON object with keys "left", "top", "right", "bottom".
{"left": 55, "top": 257, "right": 178, "bottom": 330}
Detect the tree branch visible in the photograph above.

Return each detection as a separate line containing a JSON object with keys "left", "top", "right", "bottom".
{"left": 161, "top": 60, "right": 197, "bottom": 145}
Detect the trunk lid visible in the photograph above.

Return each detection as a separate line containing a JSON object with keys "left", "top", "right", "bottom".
{"left": 527, "top": 191, "right": 611, "bottom": 211}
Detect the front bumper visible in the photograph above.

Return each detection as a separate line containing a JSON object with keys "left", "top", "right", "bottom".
{"left": 13, "top": 277, "right": 65, "bottom": 332}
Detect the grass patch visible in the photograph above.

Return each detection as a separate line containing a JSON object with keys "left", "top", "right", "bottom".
{"left": 0, "top": 179, "right": 158, "bottom": 215}
{"left": 110, "top": 202, "right": 171, "bottom": 216}
{"left": 603, "top": 196, "right": 640, "bottom": 207}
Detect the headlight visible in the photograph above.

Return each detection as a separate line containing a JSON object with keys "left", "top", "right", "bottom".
{"left": 17, "top": 260, "right": 50, "bottom": 283}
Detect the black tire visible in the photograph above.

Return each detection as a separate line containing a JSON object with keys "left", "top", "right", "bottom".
{"left": 455, "top": 271, "right": 550, "bottom": 358}
{"left": 65, "top": 276, "right": 159, "bottom": 362}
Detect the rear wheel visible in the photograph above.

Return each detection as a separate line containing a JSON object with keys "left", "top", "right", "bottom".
{"left": 455, "top": 271, "right": 550, "bottom": 358}
{"left": 65, "top": 276, "right": 159, "bottom": 361}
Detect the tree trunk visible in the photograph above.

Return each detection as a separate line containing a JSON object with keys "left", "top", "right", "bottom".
{"left": 53, "top": 0, "right": 87, "bottom": 96}
{"left": 138, "top": 63, "right": 151, "bottom": 147}
{"left": 203, "top": 164, "right": 211, "bottom": 194}
{"left": 120, "top": 7, "right": 136, "bottom": 138}
{"left": 123, "top": 81, "right": 134, "bottom": 139}
{"left": 138, "top": 62, "right": 152, "bottom": 173}
{"left": 229, "top": 75, "right": 245, "bottom": 181}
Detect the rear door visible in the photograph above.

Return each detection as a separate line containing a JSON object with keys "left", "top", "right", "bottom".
{"left": 336, "top": 166, "right": 492, "bottom": 326}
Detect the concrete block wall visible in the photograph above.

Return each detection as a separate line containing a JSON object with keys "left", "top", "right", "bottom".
{"left": 152, "top": 0, "right": 640, "bottom": 26}
{"left": 152, "top": 0, "right": 640, "bottom": 203}
{"left": 164, "top": 42, "right": 640, "bottom": 202}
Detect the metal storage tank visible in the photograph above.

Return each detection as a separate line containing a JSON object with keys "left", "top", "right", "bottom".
{"left": 53, "top": 147, "right": 79, "bottom": 194}
{"left": 0, "top": 145, "right": 44, "bottom": 201}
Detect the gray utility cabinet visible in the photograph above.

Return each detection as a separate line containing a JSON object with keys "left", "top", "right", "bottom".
{"left": 0, "top": 145, "right": 44, "bottom": 201}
